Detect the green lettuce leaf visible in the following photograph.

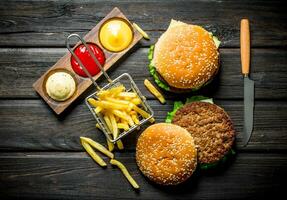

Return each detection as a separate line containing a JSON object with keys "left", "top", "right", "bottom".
{"left": 200, "top": 149, "right": 236, "bottom": 170}
{"left": 213, "top": 36, "right": 221, "bottom": 48}
{"left": 165, "top": 96, "right": 213, "bottom": 123}
{"left": 209, "top": 32, "right": 221, "bottom": 48}
{"left": 165, "top": 101, "right": 184, "bottom": 123}
{"left": 148, "top": 45, "right": 170, "bottom": 91}
{"left": 185, "top": 96, "right": 214, "bottom": 104}
{"left": 148, "top": 45, "right": 154, "bottom": 60}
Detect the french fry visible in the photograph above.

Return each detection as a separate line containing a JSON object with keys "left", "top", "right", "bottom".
{"left": 104, "top": 115, "right": 113, "bottom": 132}
{"left": 91, "top": 100, "right": 129, "bottom": 110}
{"left": 117, "top": 123, "right": 129, "bottom": 131}
{"left": 107, "top": 139, "right": 114, "bottom": 152}
{"left": 110, "top": 159, "right": 139, "bottom": 189}
{"left": 115, "top": 115, "right": 120, "bottom": 122}
{"left": 80, "top": 137, "right": 114, "bottom": 159}
{"left": 109, "top": 85, "right": 126, "bottom": 96}
{"left": 120, "top": 119, "right": 129, "bottom": 131}
{"left": 124, "top": 111, "right": 135, "bottom": 126}
{"left": 94, "top": 106, "right": 103, "bottom": 114}
{"left": 98, "top": 85, "right": 125, "bottom": 99}
{"left": 103, "top": 115, "right": 117, "bottom": 150}
{"left": 116, "top": 140, "right": 124, "bottom": 150}
{"left": 133, "top": 22, "right": 150, "bottom": 40}
{"left": 130, "top": 111, "right": 140, "bottom": 125}
{"left": 131, "top": 114, "right": 140, "bottom": 125}
{"left": 127, "top": 103, "right": 133, "bottom": 112}
{"left": 106, "top": 97, "right": 130, "bottom": 105}
{"left": 130, "top": 111, "right": 137, "bottom": 115}
{"left": 120, "top": 118, "right": 129, "bottom": 126}
{"left": 87, "top": 98, "right": 98, "bottom": 108}
{"left": 117, "top": 92, "right": 137, "bottom": 98}
{"left": 108, "top": 113, "right": 118, "bottom": 139}
{"left": 81, "top": 140, "right": 107, "bottom": 167}
{"left": 149, "top": 117, "right": 155, "bottom": 123}
{"left": 131, "top": 103, "right": 153, "bottom": 122}
{"left": 144, "top": 79, "right": 166, "bottom": 104}
{"left": 96, "top": 123, "right": 115, "bottom": 152}
{"left": 131, "top": 97, "right": 141, "bottom": 105}
{"left": 105, "top": 113, "right": 124, "bottom": 149}
{"left": 96, "top": 123, "right": 101, "bottom": 129}
{"left": 112, "top": 110, "right": 130, "bottom": 122}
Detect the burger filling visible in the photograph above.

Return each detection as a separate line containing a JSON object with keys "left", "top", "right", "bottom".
{"left": 148, "top": 45, "right": 170, "bottom": 91}
{"left": 165, "top": 96, "right": 235, "bottom": 170}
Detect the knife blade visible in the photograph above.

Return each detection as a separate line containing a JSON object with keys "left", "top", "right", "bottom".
{"left": 241, "top": 19, "right": 254, "bottom": 146}
{"left": 243, "top": 77, "right": 254, "bottom": 146}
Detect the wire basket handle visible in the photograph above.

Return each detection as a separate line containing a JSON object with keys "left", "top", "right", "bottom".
{"left": 66, "top": 33, "right": 112, "bottom": 90}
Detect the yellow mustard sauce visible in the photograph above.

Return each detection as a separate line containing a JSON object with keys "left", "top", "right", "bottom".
{"left": 99, "top": 18, "right": 133, "bottom": 52}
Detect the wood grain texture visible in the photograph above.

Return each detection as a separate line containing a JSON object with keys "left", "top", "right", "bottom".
{"left": 0, "top": 1, "right": 286, "bottom": 199}
{"left": 1, "top": 48, "right": 287, "bottom": 99}
{"left": 33, "top": 7, "right": 143, "bottom": 114}
{"left": 1, "top": 99, "right": 287, "bottom": 151}
{"left": 0, "top": 0, "right": 286, "bottom": 47}
{"left": 0, "top": 152, "right": 286, "bottom": 199}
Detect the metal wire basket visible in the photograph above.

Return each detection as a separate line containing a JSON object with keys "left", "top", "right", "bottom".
{"left": 66, "top": 34, "right": 154, "bottom": 143}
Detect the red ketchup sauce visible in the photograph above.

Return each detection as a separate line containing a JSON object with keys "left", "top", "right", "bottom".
{"left": 71, "top": 43, "right": 106, "bottom": 77}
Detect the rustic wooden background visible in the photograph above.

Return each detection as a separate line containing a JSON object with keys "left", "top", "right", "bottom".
{"left": 0, "top": 0, "right": 286, "bottom": 199}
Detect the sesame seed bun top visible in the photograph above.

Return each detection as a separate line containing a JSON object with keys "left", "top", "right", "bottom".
{"left": 136, "top": 123, "right": 197, "bottom": 185}
{"left": 153, "top": 20, "right": 219, "bottom": 89}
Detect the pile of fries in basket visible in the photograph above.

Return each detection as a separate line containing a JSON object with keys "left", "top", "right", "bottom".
{"left": 87, "top": 84, "right": 155, "bottom": 150}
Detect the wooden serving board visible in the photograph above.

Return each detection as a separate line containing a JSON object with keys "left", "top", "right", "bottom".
{"left": 33, "top": 7, "right": 143, "bottom": 115}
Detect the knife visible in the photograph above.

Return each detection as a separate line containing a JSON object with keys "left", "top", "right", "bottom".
{"left": 241, "top": 19, "right": 254, "bottom": 146}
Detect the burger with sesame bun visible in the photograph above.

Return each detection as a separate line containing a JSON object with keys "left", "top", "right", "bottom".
{"left": 148, "top": 20, "right": 221, "bottom": 92}
{"left": 166, "top": 96, "right": 236, "bottom": 170}
{"left": 136, "top": 123, "right": 197, "bottom": 185}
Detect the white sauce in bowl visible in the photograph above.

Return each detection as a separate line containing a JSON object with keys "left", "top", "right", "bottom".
{"left": 45, "top": 72, "right": 76, "bottom": 101}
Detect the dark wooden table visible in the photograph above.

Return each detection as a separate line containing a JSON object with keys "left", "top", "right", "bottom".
{"left": 0, "top": 1, "right": 286, "bottom": 199}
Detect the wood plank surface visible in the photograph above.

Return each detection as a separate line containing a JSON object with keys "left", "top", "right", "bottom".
{"left": 0, "top": 0, "right": 286, "bottom": 47}
{"left": 1, "top": 99, "right": 287, "bottom": 151}
{"left": 0, "top": 0, "right": 286, "bottom": 199}
{"left": 1, "top": 48, "right": 287, "bottom": 100}
{"left": 0, "top": 152, "right": 286, "bottom": 199}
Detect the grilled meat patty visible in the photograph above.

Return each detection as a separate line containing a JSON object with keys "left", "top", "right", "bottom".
{"left": 172, "top": 102, "right": 235, "bottom": 164}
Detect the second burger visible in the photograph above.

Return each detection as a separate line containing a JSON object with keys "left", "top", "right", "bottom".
{"left": 148, "top": 19, "right": 220, "bottom": 92}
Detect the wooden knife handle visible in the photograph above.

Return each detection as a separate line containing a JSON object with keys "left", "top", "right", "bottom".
{"left": 240, "top": 19, "right": 250, "bottom": 75}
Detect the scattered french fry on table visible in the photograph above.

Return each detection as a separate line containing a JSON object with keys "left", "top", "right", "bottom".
{"left": 80, "top": 137, "right": 114, "bottom": 159}
{"left": 144, "top": 79, "right": 166, "bottom": 104}
{"left": 81, "top": 139, "right": 107, "bottom": 167}
{"left": 110, "top": 159, "right": 140, "bottom": 189}
{"left": 133, "top": 22, "right": 150, "bottom": 40}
